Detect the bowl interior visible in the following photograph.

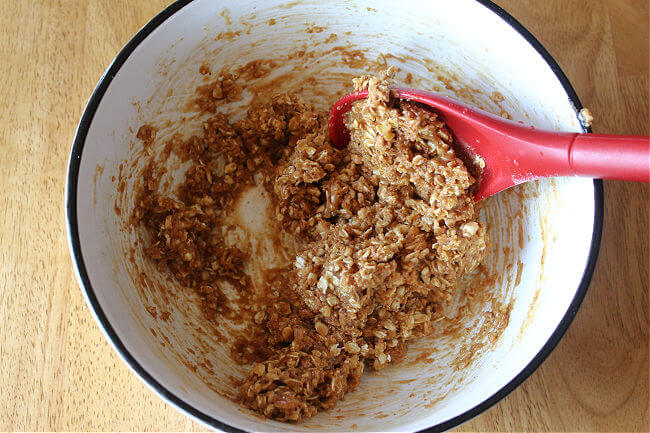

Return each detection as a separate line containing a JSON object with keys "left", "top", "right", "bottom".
{"left": 69, "top": 0, "right": 596, "bottom": 431}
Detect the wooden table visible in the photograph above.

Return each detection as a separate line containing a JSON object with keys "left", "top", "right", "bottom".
{"left": 0, "top": 1, "right": 647, "bottom": 431}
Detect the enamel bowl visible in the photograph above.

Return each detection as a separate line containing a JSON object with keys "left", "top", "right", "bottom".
{"left": 66, "top": 0, "right": 602, "bottom": 431}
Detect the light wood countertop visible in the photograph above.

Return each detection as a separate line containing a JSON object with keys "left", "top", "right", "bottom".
{"left": 0, "top": 0, "right": 647, "bottom": 431}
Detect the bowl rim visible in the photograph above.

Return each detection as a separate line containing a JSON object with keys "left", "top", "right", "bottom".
{"left": 65, "top": 1, "right": 604, "bottom": 431}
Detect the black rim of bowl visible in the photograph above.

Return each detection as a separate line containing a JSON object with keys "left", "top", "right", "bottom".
{"left": 65, "top": 1, "right": 604, "bottom": 431}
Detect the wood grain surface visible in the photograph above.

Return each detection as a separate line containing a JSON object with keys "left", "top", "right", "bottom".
{"left": 0, "top": 1, "right": 647, "bottom": 431}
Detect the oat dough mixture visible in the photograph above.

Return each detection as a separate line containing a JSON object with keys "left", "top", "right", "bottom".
{"left": 134, "top": 68, "right": 488, "bottom": 422}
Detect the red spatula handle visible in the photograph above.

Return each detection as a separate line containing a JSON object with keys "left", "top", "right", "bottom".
{"left": 570, "top": 134, "right": 649, "bottom": 182}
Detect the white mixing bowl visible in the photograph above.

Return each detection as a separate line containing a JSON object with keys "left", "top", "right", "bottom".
{"left": 66, "top": 0, "right": 603, "bottom": 431}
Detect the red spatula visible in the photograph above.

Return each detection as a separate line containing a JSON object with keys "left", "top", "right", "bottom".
{"left": 329, "top": 88, "right": 649, "bottom": 200}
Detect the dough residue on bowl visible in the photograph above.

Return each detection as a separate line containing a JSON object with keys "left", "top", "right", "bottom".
{"left": 132, "top": 66, "right": 487, "bottom": 422}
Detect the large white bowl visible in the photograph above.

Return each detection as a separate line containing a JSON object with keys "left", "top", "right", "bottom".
{"left": 66, "top": 1, "right": 603, "bottom": 431}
